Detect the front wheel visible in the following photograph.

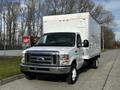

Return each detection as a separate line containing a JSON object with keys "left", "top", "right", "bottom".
{"left": 66, "top": 64, "right": 78, "bottom": 84}
{"left": 24, "top": 73, "right": 35, "bottom": 80}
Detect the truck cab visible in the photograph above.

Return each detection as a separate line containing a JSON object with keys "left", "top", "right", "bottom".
{"left": 21, "top": 32, "right": 85, "bottom": 84}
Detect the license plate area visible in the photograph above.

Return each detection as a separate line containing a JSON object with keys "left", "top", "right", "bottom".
{"left": 29, "top": 67, "right": 50, "bottom": 71}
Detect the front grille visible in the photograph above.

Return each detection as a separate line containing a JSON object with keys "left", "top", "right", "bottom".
{"left": 25, "top": 51, "right": 59, "bottom": 65}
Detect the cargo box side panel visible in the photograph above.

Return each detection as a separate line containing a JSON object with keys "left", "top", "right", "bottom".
{"left": 88, "top": 16, "right": 101, "bottom": 58}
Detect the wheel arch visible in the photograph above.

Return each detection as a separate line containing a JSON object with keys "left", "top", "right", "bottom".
{"left": 71, "top": 59, "right": 77, "bottom": 67}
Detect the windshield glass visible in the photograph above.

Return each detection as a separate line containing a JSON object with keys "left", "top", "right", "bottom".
{"left": 35, "top": 33, "right": 75, "bottom": 47}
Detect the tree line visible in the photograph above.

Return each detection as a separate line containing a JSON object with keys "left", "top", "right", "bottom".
{"left": 0, "top": 0, "right": 117, "bottom": 49}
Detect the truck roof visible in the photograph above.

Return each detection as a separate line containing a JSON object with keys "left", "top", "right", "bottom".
{"left": 43, "top": 12, "right": 90, "bottom": 21}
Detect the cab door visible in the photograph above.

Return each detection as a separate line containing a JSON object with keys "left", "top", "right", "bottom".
{"left": 76, "top": 34, "right": 84, "bottom": 69}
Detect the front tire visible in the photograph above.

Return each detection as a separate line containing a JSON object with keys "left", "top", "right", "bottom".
{"left": 66, "top": 64, "right": 78, "bottom": 84}
{"left": 24, "top": 73, "right": 35, "bottom": 80}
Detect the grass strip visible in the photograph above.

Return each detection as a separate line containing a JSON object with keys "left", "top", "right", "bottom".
{"left": 0, "top": 57, "right": 21, "bottom": 79}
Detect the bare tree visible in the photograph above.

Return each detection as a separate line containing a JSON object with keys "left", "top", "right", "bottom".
{"left": 20, "top": 6, "right": 27, "bottom": 38}
{"left": 25, "top": 0, "right": 36, "bottom": 36}
{"left": 1, "top": 1, "right": 20, "bottom": 48}
{"left": 11, "top": 4, "right": 20, "bottom": 46}
{"left": 102, "top": 27, "right": 115, "bottom": 48}
{"left": 0, "top": 0, "right": 115, "bottom": 49}
{"left": 21, "top": 0, "right": 116, "bottom": 49}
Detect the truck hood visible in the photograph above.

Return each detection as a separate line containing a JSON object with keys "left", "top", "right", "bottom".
{"left": 23, "top": 46, "right": 75, "bottom": 54}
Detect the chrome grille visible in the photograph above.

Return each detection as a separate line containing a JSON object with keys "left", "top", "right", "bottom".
{"left": 25, "top": 51, "right": 59, "bottom": 65}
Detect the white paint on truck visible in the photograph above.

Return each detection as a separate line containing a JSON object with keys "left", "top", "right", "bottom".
{"left": 43, "top": 12, "right": 101, "bottom": 59}
{"left": 21, "top": 12, "right": 101, "bottom": 84}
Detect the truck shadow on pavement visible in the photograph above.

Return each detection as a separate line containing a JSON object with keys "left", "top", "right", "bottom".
{"left": 34, "top": 65, "right": 91, "bottom": 83}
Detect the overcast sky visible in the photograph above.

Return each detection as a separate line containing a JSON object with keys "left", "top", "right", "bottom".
{"left": 95, "top": 0, "right": 120, "bottom": 40}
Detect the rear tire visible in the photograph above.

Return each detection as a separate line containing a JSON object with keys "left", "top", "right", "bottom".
{"left": 92, "top": 59, "right": 99, "bottom": 69}
{"left": 66, "top": 64, "right": 78, "bottom": 84}
{"left": 83, "top": 60, "right": 91, "bottom": 68}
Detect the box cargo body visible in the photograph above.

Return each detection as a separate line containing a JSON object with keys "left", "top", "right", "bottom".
{"left": 43, "top": 12, "right": 101, "bottom": 59}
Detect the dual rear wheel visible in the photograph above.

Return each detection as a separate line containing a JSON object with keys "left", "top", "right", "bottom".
{"left": 84, "top": 58, "right": 99, "bottom": 69}
{"left": 92, "top": 59, "right": 99, "bottom": 69}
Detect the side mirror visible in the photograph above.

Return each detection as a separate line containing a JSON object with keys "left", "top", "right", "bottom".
{"left": 83, "top": 40, "right": 89, "bottom": 47}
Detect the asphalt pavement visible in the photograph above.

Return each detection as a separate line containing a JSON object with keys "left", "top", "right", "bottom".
{"left": 0, "top": 49, "right": 120, "bottom": 90}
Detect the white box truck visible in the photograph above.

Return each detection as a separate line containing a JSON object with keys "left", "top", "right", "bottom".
{"left": 20, "top": 12, "right": 101, "bottom": 84}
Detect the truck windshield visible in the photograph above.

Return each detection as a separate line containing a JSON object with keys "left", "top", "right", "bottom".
{"left": 35, "top": 33, "right": 75, "bottom": 47}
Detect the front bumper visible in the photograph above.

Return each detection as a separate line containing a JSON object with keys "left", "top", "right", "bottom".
{"left": 20, "top": 64, "right": 71, "bottom": 74}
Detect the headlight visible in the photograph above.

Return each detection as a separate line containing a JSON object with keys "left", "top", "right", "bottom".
{"left": 21, "top": 53, "right": 25, "bottom": 64}
{"left": 60, "top": 54, "right": 69, "bottom": 65}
